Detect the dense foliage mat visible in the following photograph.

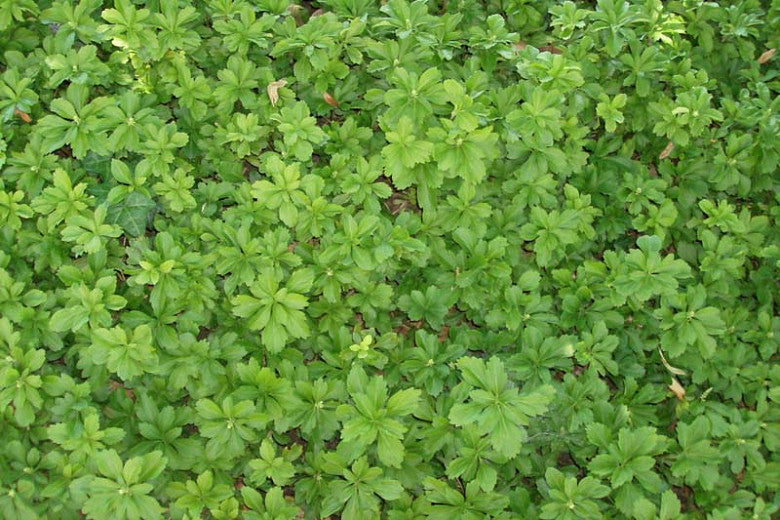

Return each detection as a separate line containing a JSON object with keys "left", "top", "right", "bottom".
{"left": 0, "top": 0, "right": 779, "bottom": 518}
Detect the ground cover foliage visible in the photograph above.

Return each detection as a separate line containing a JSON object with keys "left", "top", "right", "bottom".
{"left": 0, "top": 0, "right": 778, "bottom": 518}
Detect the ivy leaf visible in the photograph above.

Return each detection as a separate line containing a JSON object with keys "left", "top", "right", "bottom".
{"left": 107, "top": 191, "right": 156, "bottom": 237}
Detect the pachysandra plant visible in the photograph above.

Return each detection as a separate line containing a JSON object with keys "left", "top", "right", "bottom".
{"left": 0, "top": 0, "right": 777, "bottom": 519}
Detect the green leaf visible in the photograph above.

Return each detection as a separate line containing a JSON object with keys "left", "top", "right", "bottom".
{"left": 107, "top": 191, "right": 156, "bottom": 237}
{"left": 381, "top": 116, "right": 434, "bottom": 188}
{"left": 615, "top": 235, "right": 691, "bottom": 301}
{"left": 449, "top": 356, "right": 555, "bottom": 458}
{"left": 82, "top": 450, "right": 167, "bottom": 520}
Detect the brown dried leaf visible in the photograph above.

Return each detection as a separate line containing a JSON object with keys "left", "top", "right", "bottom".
{"left": 513, "top": 41, "right": 527, "bottom": 54}
{"left": 438, "top": 325, "right": 450, "bottom": 343}
{"left": 668, "top": 377, "right": 686, "bottom": 401}
{"left": 658, "top": 348, "right": 687, "bottom": 376}
{"left": 659, "top": 140, "right": 675, "bottom": 160}
{"left": 287, "top": 4, "right": 305, "bottom": 26}
{"left": 648, "top": 163, "right": 658, "bottom": 178}
{"left": 538, "top": 45, "right": 563, "bottom": 55}
{"left": 13, "top": 108, "right": 31, "bottom": 123}
{"left": 267, "top": 79, "right": 287, "bottom": 107}
{"left": 323, "top": 91, "right": 339, "bottom": 107}
{"left": 758, "top": 48, "right": 776, "bottom": 64}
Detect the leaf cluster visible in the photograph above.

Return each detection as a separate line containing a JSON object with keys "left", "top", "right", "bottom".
{"left": 0, "top": 0, "right": 778, "bottom": 519}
